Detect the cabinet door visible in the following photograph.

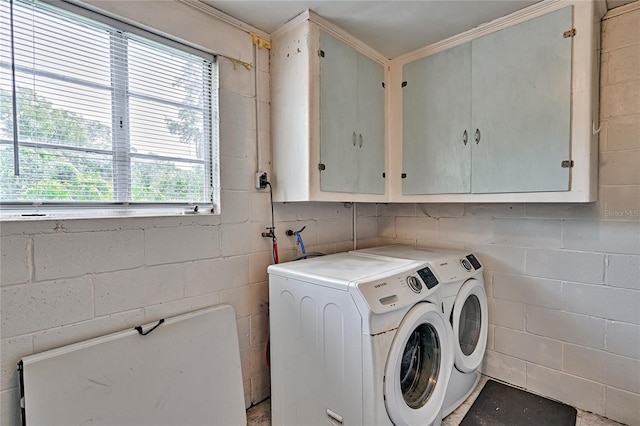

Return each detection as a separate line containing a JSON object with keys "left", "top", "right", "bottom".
{"left": 402, "top": 43, "right": 472, "bottom": 194}
{"left": 356, "top": 53, "right": 385, "bottom": 194}
{"left": 471, "top": 7, "right": 573, "bottom": 193}
{"left": 319, "top": 31, "right": 359, "bottom": 193}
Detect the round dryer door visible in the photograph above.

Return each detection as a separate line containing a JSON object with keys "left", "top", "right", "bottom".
{"left": 452, "top": 279, "right": 488, "bottom": 373}
{"left": 384, "top": 302, "right": 454, "bottom": 426}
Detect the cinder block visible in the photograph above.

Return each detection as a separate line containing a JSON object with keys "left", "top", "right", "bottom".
{"left": 439, "top": 218, "right": 493, "bottom": 244}
{"left": 602, "top": 8, "right": 640, "bottom": 52}
{"left": 239, "top": 341, "right": 267, "bottom": 381}
{"left": 219, "top": 88, "right": 255, "bottom": 130}
{"left": 250, "top": 251, "right": 272, "bottom": 284}
{"left": 237, "top": 316, "right": 251, "bottom": 350}
{"left": 1, "top": 278, "right": 93, "bottom": 338}
{"left": 526, "top": 305, "right": 605, "bottom": 348}
{"left": 562, "top": 282, "right": 640, "bottom": 324}
{"left": 1, "top": 388, "right": 20, "bottom": 426}
{"left": 219, "top": 56, "right": 254, "bottom": 97}
{"left": 377, "top": 217, "right": 396, "bottom": 239}
{"left": 608, "top": 44, "right": 640, "bottom": 85}
{"left": 1, "top": 336, "right": 33, "bottom": 391}
{"left": 598, "top": 186, "right": 640, "bottom": 222}
{"left": 606, "top": 320, "right": 640, "bottom": 359}
{"left": 220, "top": 281, "right": 269, "bottom": 319}
{"left": 600, "top": 150, "right": 640, "bottom": 186}
{"left": 258, "top": 70, "right": 270, "bottom": 103}
{"left": 145, "top": 225, "right": 220, "bottom": 265}
{"left": 418, "top": 203, "right": 464, "bottom": 218}
{"left": 494, "top": 327, "right": 562, "bottom": 370}
{"left": 316, "top": 218, "right": 352, "bottom": 245}
{"left": 220, "top": 191, "right": 250, "bottom": 224}
{"left": 94, "top": 265, "right": 185, "bottom": 316}
{"left": 605, "top": 386, "right": 640, "bottom": 426}
{"left": 606, "top": 113, "right": 640, "bottom": 151}
{"left": 33, "top": 230, "right": 144, "bottom": 281}
{"left": 607, "top": 254, "right": 640, "bottom": 289}
{"left": 143, "top": 292, "right": 220, "bottom": 323}
{"left": 524, "top": 203, "right": 599, "bottom": 220}
{"left": 525, "top": 364, "right": 605, "bottom": 415}
{"left": 220, "top": 155, "right": 255, "bottom": 191}
{"left": 377, "top": 203, "right": 416, "bottom": 217}
{"left": 185, "top": 256, "right": 249, "bottom": 297}
{"left": 525, "top": 249, "right": 605, "bottom": 284}
{"left": 487, "top": 297, "right": 525, "bottom": 330}
{"left": 492, "top": 219, "right": 562, "bottom": 249}
{"left": 33, "top": 309, "right": 144, "bottom": 353}
{"left": 356, "top": 216, "right": 378, "bottom": 241}
{"left": 251, "top": 369, "right": 271, "bottom": 404}
{"left": 481, "top": 349, "right": 526, "bottom": 387}
{"left": 564, "top": 221, "right": 640, "bottom": 255}
{"left": 250, "top": 312, "right": 269, "bottom": 346}
{"left": 492, "top": 272, "right": 562, "bottom": 309}
{"left": 600, "top": 80, "right": 640, "bottom": 120}
{"left": 219, "top": 121, "right": 255, "bottom": 159}
{"left": 463, "top": 203, "right": 525, "bottom": 218}
{"left": 465, "top": 244, "right": 525, "bottom": 275}
{"left": 0, "top": 235, "right": 30, "bottom": 286}
{"left": 563, "top": 343, "right": 640, "bottom": 394}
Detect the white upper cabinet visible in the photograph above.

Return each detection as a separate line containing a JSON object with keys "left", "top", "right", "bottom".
{"left": 270, "top": 13, "right": 387, "bottom": 202}
{"left": 271, "top": 1, "right": 604, "bottom": 203}
{"left": 391, "top": 0, "right": 605, "bottom": 202}
{"left": 319, "top": 31, "right": 385, "bottom": 195}
{"left": 402, "top": 7, "right": 575, "bottom": 196}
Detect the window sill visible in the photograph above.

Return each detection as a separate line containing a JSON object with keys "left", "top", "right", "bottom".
{"left": 0, "top": 205, "right": 217, "bottom": 222}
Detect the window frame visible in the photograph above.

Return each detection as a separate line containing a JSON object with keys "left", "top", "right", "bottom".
{"left": 0, "top": 0, "right": 220, "bottom": 219}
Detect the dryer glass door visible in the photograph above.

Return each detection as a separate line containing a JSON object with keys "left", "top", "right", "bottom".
{"left": 400, "top": 323, "right": 440, "bottom": 408}
{"left": 384, "top": 302, "right": 454, "bottom": 426}
{"left": 452, "top": 279, "right": 488, "bottom": 373}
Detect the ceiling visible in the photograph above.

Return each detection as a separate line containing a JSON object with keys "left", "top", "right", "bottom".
{"left": 201, "top": 0, "right": 637, "bottom": 58}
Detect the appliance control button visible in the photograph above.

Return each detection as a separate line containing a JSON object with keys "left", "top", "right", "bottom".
{"left": 407, "top": 275, "right": 422, "bottom": 293}
{"left": 460, "top": 258, "right": 472, "bottom": 271}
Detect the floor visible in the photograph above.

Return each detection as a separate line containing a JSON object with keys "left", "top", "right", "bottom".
{"left": 246, "top": 375, "right": 625, "bottom": 426}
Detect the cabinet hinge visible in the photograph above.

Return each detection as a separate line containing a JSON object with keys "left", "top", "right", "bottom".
{"left": 563, "top": 28, "right": 576, "bottom": 38}
{"left": 318, "top": 163, "right": 326, "bottom": 171}
{"left": 401, "top": 81, "right": 408, "bottom": 88}
{"left": 561, "top": 160, "right": 574, "bottom": 168}
{"left": 382, "top": 172, "right": 386, "bottom": 178}
{"left": 382, "top": 82, "right": 385, "bottom": 89}
{"left": 318, "top": 50, "right": 325, "bottom": 58}
{"left": 401, "top": 173, "right": 407, "bottom": 179}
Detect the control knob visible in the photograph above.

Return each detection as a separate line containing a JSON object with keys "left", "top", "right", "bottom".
{"left": 407, "top": 275, "right": 422, "bottom": 293}
{"left": 460, "top": 258, "right": 472, "bottom": 272}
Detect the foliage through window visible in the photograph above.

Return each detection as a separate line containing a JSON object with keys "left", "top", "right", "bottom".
{"left": 0, "top": 0, "right": 219, "bottom": 211}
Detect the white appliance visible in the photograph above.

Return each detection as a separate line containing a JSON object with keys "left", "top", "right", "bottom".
{"left": 353, "top": 245, "right": 488, "bottom": 417}
{"left": 268, "top": 252, "right": 454, "bottom": 426}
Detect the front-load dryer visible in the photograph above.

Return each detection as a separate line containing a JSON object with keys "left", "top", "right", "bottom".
{"left": 352, "top": 245, "right": 488, "bottom": 418}
{"left": 268, "top": 252, "right": 454, "bottom": 426}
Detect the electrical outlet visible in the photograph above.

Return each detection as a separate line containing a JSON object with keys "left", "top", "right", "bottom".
{"left": 255, "top": 172, "right": 268, "bottom": 189}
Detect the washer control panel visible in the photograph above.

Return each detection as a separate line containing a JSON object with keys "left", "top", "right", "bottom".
{"left": 406, "top": 275, "right": 422, "bottom": 293}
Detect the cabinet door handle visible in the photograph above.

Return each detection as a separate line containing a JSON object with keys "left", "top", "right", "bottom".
{"left": 463, "top": 130, "right": 468, "bottom": 146}
{"left": 352, "top": 131, "right": 357, "bottom": 147}
{"left": 359, "top": 133, "right": 363, "bottom": 148}
{"left": 475, "top": 128, "right": 481, "bottom": 144}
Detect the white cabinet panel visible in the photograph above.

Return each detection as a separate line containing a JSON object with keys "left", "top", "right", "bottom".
{"left": 401, "top": 6, "right": 575, "bottom": 196}
{"left": 402, "top": 43, "right": 472, "bottom": 194}
{"left": 471, "top": 6, "right": 573, "bottom": 193}
{"left": 320, "top": 31, "right": 359, "bottom": 193}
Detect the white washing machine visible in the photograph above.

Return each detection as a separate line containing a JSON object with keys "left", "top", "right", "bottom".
{"left": 353, "top": 245, "right": 488, "bottom": 418}
{"left": 268, "top": 252, "right": 454, "bottom": 426}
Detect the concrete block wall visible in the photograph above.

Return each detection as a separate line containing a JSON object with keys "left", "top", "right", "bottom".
{"left": 374, "top": 5, "right": 640, "bottom": 424}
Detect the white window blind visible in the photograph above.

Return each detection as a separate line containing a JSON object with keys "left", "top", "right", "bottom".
{"left": 0, "top": 0, "right": 219, "bottom": 211}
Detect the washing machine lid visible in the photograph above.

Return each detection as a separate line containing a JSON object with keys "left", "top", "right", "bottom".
{"left": 384, "top": 302, "right": 454, "bottom": 426}
{"left": 267, "top": 252, "right": 421, "bottom": 290}
{"left": 451, "top": 279, "right": 488, "bottom": 373}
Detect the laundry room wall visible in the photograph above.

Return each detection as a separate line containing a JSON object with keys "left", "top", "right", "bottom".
{"left": 0, "top": 2, "right": 373, "bottom": 425}
{"left": 373, "top": 5, "right": 640, "bottom": 425}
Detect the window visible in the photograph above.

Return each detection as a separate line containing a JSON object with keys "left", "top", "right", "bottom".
{"left": 0, "top": 0, "right": 219, "bottom": 214}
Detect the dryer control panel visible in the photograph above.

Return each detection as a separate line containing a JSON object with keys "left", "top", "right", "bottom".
{"left": 353, "top": 263, "right": 442, "bottom": 316}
